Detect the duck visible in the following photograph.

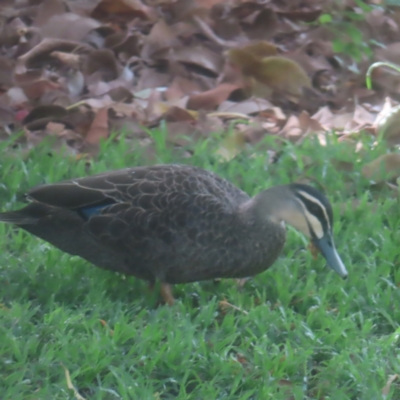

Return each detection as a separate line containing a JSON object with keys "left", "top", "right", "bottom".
{"left": 0, "top": 164, "right": 348, "bottom": 305}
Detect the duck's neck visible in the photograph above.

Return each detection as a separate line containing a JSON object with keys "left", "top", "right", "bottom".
{"left": 239, "top": 185, "right": 309, "bottom": 235}
{"left": 240, "top": 186, "right": 288, "bottom": 221}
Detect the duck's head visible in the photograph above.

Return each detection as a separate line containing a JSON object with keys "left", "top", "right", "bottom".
{"left": 251, "top": 183, "right": 348, "bottom": 279}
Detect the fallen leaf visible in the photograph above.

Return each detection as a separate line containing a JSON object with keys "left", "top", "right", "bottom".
{"left": 62, "top": 364, "right": 86, "bottom": 400}
{"left": 242, "top": 9, "right": 278, "bottom": 40}
{"left": 40, "top": 13, "right": 101, "bottom": 42}
{"left": 84, "top": 49, "right": 120, "bottom": 82}
{"left": 91, "top": 0, "right": 157, "bottom": 21}
{"left": 218, "top": 97, "right": 273, "bottom": 115}
{"left": 20, "top": 78, "right": 61, "bottom": 100}
{"left": 141, "top": 20, "right": 180, "bottom": 59}
{"left": 187, "top": 83, "right": 240, "bottom": 110}
{"left": 376, "top": 103, "right": 400, "bottom": 145}
{"left": 382, "top": 374, "right": 398, "bottom": 397}
{"left": 235, "top": 353, "right": 248, "bottom": 365}
{"left": 99, "top": 319, "right": 114, "bottom": 335}
{"left": 308, "top": 241, "right": 319, "bottom": 260}
{"left": 219, "top": 300, "right": 249, "bottom": 315}
{"left": 45, "top": 121, "right": 66, "bottom": 135}
{"left": 172, "top": 45, "right": 224, "bottom": 77}
{"left": 85, "top": 107, "right": 109, "bottom": 145}
{"left": 362, "top": 154, "right": 400, "bottom": 182}
{"left": 16, "top": 38, "right": 92, "bottom": 74}
{"left": 278, "top": 379, "right": 292, "bottom": 386}
{"left": 23, "top": 104, "right": 68, "bottom": 125}
{"left": 33, "top": 0, "right": 66, "bottom": 27}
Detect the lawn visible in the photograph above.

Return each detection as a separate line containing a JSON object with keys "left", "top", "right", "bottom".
{"left": 0, "top": 131, "right": 399, "bottom": 399}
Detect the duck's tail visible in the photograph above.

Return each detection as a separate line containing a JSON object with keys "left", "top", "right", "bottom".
{"left": 0, "top": 210, "right": 39, "bottom": 225}
{"left": 0, "top": 203, "right": 51, "bottom": 225}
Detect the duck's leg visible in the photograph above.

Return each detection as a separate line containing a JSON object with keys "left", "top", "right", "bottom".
{"left": 236, "top": 278, "right": 249, "bottom": 288}
{"left": 160, "top": 282, "right": 175, "bottom": 305}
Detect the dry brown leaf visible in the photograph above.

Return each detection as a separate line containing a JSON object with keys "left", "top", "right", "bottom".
{"left": 163, "top": 106, "right": 195, "bottom": 123}
{"left": 105, "top": 32, "right": 141, "bottom": 58}
{"left": 218, "top": 97, "right": 273, "bottom": 115}
{"left": 40, "top": 13, "right": 101, "bottom": 42}
{"left": 85, "top": 107, "right": 109, "bottom": 145}
{"left": 278, "top": 110, "right": 324, "bottom": 144}
{"left": 0, "top": 16, "right": 29, "bottom": 48}
{"left": 172, "top": 45, "right": 223, "bottom": 77}
{"left": 235, "top": 353, "right": 248, "bottom": 365}
{"left": 84, "top": 49, "right": 120, "bottom": 82}
{"left": 308, "top": 241, "right": 319, "bottom": 260}
{"left": 382, "top": 374, "right": 398, "bottom": 397}
{"left": 312, "top": 106, "right": 355, "bottom": 132}
{"left": 20, "top": 78, "right": 61, "bottom": 100}
{"left": 141, "top": 20, "right": 180, "bottom": 59}
{"left": 362, "top": 154, "right": 400, "bottom": 182}
{"left": 16, "top": 38, "right": 92, "bottom": 74}
{"left": 109, "top": 102, "right": 139, "bottom": 118}
{"left": 0, "top": 105, "right": 15, "bottom": 124}
{"left": 219, "top": 300, "right": 249, "bottom": 315}
{"left": 91, "top": 0, "right": 157, "bottom": 21}
{"left": 241, "top": 9, "right": 278, "bottom": 40}
{"left": 62, "top": 364, "right": 86, "bottom": 400}
{"left": 376, "top": 43, "right": 400, "bottom": 67}
{"left": 51, "top": 51, "right": 82, "bottom": 70}
{"left": 353, "top": 104, "right": 375, "bottom": 127}
{"left": 0, "top": 57, "right": 14, "bottom": 90}
{"left": 279, "top": 115, "right": 304, "bottom": 141}
{"left": 187, "top": 83, "right": 240, "bottom": 110}
{"left": 165, "top": 77, "right": 203, "bottom": 101}
{"left": 99, "top": 319, "right": 114, "bottom": 335}
{"left": 136, "top": 69, "right": 170, "bottom": 91}
{"left": 376, "top": 103, "right": 400, "bottom": 145}
{"left": 157, "top": 0, "right": 209, "bottom": 24}
{"left": 277, "top": 379, "right": 292, "bottom": 386}
{"left": 23, "top": 104, "right": 68, "bottom": 125}
{"left": 33, "top": 0, "right": 66, "bottom": 27}
{"left": 45, "top": 121, "right": 66, "bottom": 135}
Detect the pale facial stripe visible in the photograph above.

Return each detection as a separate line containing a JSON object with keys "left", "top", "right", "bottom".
{"left": 297, "top": 190, "right": 331, "bottom": 232}
{"left": 296, "top": 204, "right": 324, "bottom": 239}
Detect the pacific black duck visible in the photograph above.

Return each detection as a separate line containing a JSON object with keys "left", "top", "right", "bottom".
{"left": 0, "top": 164, "right": 347, "bottom": 304}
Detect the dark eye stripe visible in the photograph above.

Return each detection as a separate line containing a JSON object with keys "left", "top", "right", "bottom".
{"left": 294, "top": 192, "right": 333, "bottom": 237}
{"left": 289, "top": 183, "right": 334, "bottom": 234}
{"left": 299, "top": 196, "right": 328, "bottom": 229}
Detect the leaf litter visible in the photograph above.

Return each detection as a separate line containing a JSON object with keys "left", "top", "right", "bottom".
{"left": 1, "top": 2, "right": 400, "bottom": 227}
{"left": 0, "top": 1, "right": 396, "bottom": 169}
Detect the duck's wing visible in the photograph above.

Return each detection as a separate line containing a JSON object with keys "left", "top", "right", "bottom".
{"left": 26, "top": 164, "right": 249, "bottom": 216}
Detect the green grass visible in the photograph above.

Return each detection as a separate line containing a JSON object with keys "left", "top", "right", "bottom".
{"left": 0, "top": 130, "right": 399, "bottom": 399}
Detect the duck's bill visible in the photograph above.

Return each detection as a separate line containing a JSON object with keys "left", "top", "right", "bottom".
{"left": 313, "top": 236, "right": 348, "bottom": 279}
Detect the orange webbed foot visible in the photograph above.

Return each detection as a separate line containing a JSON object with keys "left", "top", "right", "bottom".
{"left": 160, "top": 282, "right": 175, "bottom": 306}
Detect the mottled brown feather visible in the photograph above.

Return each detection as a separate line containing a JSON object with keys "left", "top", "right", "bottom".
{"left": 0, "top": 164, "right": 286, "bottom": 285}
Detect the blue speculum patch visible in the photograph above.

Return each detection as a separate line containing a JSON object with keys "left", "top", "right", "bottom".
{"left": 78, "top": 204, "right": 109, "bottom": 219}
